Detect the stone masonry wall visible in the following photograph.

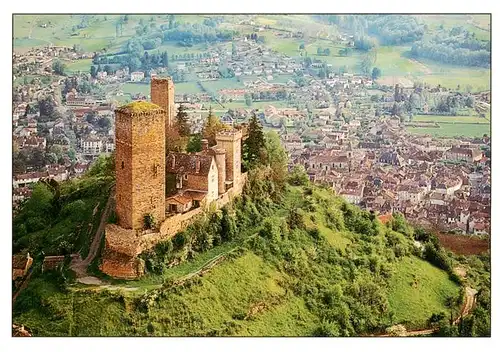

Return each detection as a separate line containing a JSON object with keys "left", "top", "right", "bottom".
{"left": 150, "top": 77, "right": 175, "bottom": 136}
{"left": 115, "top": 108, "right": 166, "bottom": 230}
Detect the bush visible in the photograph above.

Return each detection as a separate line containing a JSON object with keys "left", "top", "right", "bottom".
{"left": 288, "top": 165, "right": 310, "bottom": 186}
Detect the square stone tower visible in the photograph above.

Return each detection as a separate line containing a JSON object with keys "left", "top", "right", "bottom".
{"left": 115, "top": 101, "right": 166, "bottom": 230}
{"left": 150, "top": 77, "right": 175, "bottom": 136}
{"left": 216, "top": 130, "right": 242, "bottom": 188}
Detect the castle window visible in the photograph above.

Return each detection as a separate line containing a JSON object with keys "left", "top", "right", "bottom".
{"left": 121, "top": 161, "right": 125, "bottom": 169}
{"left": 183, "top": 174, "right": 188, "bottom": 180}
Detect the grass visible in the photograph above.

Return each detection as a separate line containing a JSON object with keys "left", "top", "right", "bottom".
{"left": 413, "top": 114, "right": 489, "bottom": 124}
{"left": 407, "top": 123, "right": 490, "bottom": 138}
{"left": 65, "top": 59, "right": 93, "bottom": 74}
{"left": 236, "top": 296, "right": 319, "bottom": 336}
{"left": 388, "top": 256, "right": 461, "bottom": 327}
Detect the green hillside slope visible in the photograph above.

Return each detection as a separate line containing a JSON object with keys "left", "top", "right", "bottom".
{"left": 13, "top": 162, "right": 464, "bottom": 336}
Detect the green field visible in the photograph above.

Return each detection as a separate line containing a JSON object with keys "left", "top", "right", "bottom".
{"left": 413, "top": 114, "right": 489, "bottom": 124}
{"left": 407, "top": 123, "right": 490, "bottom": 138}
{"left": 388, "top": 256, "right": 461, "bottom": 327}
{"left": 13, "top": 15, "right": 174, "bottom": 52}
{"left": 64, "top": 59, "right": 93, "bottom": 74}
{"left": 222, "top": 100, "right": 289, "bottom": 110}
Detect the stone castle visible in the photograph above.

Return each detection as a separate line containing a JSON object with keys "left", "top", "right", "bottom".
{"left": 100, "top": 77, "right": 246, "bottom": 279}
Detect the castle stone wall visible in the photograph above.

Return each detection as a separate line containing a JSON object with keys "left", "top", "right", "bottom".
{"left": 115, "top": 107, "right": 166, "bottom": 230}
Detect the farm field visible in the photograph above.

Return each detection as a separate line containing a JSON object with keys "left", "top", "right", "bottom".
{"left": 387, "top": 256, "right": 461, "bottom": 328}
{"left": 436, "top": 234, "right": 490, "bottom": 256}
{"left": 64, "top": 59, "right": 93, "bottom": 74}
{"left": 222, "top": 100, "right": 289, "bottom": 110}
{"left": 406, "top": 123, "right": 490, "bottom": 138}
{"left": 13, "top": 15, "right": 172, "bottom": 52}
{"left": 413, "top": 114, "right": 489, "bottom": 124}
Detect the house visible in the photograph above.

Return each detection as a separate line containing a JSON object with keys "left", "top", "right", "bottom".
{"left": 13, "top": 187, "right": 32, "bottom": 203}
{"left": 379, "top": 151, "right": 404, "bottom": 166}
{"left": 105, "top": 138, "right": 115, "bottom": 153}
{"left": 444, "top": 147, "right": 483, "bottom": 163}
{"left": 13, "top": 171, "right": 45, "bottom": 188}
{"left": 97, "top": 71, "right": 108, "bottom": 80}
{"left": 12, "top": 253, "right": 33, "bottom": 281}
{"left": 73, "top": 162, "right": 90, "bottom": 176}
{"left": 130, "top": 71, "right": 145, "bottom": 82}
{"left": 340, "top": 186, "right": 364, "bottom": 205}
{"left": 165, "top": 131, "right": 242, "bottom": 214}
{"left": 42, "top": 254, "right": 79, "bottom": 272}
{"left": 165, "top": 152, "right": 219, "bottom": 212}
{"left": 81, "top": 136, "right": 103, "bottom": 155}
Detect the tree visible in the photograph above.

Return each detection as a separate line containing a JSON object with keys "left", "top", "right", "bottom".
{"left": 243, "top": 113, "right": 265, "bottom": 167}
{"left": 90, "top": 65, "right": 97, "bottom": 78}
{"left": 38, "top": 96, "right": 55, "bottom": 117}
{"left": 372, "top": 67, "right": 381, "bottom": 80}
{"left": 175, "top": 104, "right": 190, "bottom": 137}
{"left": 202, "top": 107, "right": 226, "bottom": 146}
{"left": 288, "top": 165, "right": 309, "bottom": 186}
{"left": 244, "top": 93, "right": 253, "bottom": 107}
{"left": 97, "top": 117, "right": 111, "bottom": 130}
{"left": 299, "top": 43, "right": 305, "bottom": 50}
{"left": 262, "top": 131, "right": 289, "bottom": 188}
{"left": 52, "top": 60, "right": 66, "bottom": 75}
{"left": 161, "top": 51, "right": 169, "bottom": 68}
{"left": 187, "top": 134, "right": 202, "bottom": 153}
{"left": 220, "top": 207, "right": 237, "bottom": 241}
{"left": 166, "top": 122, "right": 187, "bottom": 153}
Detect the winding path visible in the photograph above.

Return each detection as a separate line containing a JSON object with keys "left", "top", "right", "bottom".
{"left": 70, "top": 188, "right": 115, "bottom": 278}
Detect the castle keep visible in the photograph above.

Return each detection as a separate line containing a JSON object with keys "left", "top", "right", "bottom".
{"left": 100, "top": 78, "right": 246, "bottom": 279}
{"left": 115, "top": 102, "right": 166, "bottom": 229}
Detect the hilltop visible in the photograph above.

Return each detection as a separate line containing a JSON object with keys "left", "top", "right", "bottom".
{"left": 12, "top": 142, "right": 489, "bottom": 336}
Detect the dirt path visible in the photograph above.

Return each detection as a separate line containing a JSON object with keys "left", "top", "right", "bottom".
{"left": 71, "top": 189, "right": 114, "bottom": 279}
{"left": 454, "top": 287, "right": 477, "bottom": 325}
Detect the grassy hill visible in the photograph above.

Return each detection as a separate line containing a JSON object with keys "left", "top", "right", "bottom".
{"left": 388, "top": 256, "right": 460, "bottom": 328}
{"left": 13, "top": 162, "right": 465, "bottom": 336}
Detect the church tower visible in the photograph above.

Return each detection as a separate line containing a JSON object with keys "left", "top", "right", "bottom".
{"left": 150, "top": 77, "right": 175, "bottom": 138}
{"left": 115, "top": 101, "right": 166, "bottom": 230}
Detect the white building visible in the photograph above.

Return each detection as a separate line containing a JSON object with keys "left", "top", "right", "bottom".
{"left": 81, "top": 137, "right": 103, "bottom": 155}
{"left": 130, "top": 71, "right": 145, "bottom": 82}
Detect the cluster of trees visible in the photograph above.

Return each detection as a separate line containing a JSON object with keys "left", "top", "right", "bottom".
{"left": 244, "top": 90, "right": 289, "bottom": 102}
{"left": 410, "top": 41, "right": 490, "bottom": 68}
{"left": 354, "top": 36, "right": 375, "bottom": 51}
{"left": 338, "top": 47, "right": 353, "bottom": 57}
{"left": 51, "top": 60, "right": 66, "bottom": 76}
{"left": 13, "top": 155, "right": 114, "bottom": 256}
{"left": 161, "top": 24, "right": 236, "bottom": 46}
{"left": 389, "top": 83, "right": 476, "bottom": 117}
{"left": 317, "top": 15, "right": 424, "bottom": 46}
{"left": 366, "top": 15, "right": 425, "bottom": 45}
{"left": 316, "top": 47, "right": 331, "bottom": 56}
{"left": 411, "top": 27, "right": 490, "bottom": 68}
